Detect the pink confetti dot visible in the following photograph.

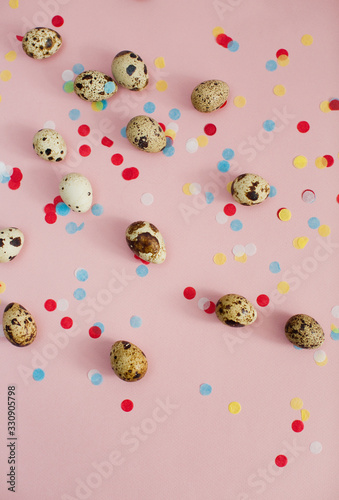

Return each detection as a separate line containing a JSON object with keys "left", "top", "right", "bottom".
{"left": 61, "top": 317, "right": 73, "bottom": 329}
{"left": 79, "top": 145, "right": 91, "bottom": 157}
{"left": 52, "top": 15, "right": 64, "bottom": 27}
{"left": 297, "top": 121, "right": 310, "bottom": 133}
{"left": 223, "top": 203, "right": 236, "bottom": 216}
{"left": 121, "top": 399, "right": 134, "bottom": 412}
{"left": 257, "top": 294, "right": 270, "bottom": 307}
{"left": 44, "top": 299, "right": 57, "bottom": 311}
{"left": 78, "top": 124, "right": 90, "bottom": 137}
{"left": 275, "top": 455, "right": 288, "bottom": 467}
{"left": 204, "top": 123, "right": 217, "bottom": 136}
{"left": 183, "top": 287, "right": 196, "bottom": 300}
{"left": 102, "top": 137, "right": 113, "bottom": 147}
{"left": 45, "top": 212, "right": 57, "bottom": 224}
{"left": 111, "top": 153, "right": 124, "bottom": 165}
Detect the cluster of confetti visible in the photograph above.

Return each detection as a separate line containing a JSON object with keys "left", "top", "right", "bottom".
{"left": 213, "top": 27, "right": 239, "bottom": 52}
{"left": 232, "top": 243, "right": 257, "bottom": 263}
{"left": 154, "top": 56, "right": 168, "bottom": 91}
{"left": 266, "top": 48, "right": 289, "bottom": 71}
{"left": 183, "top": 287, "right": 215, "bottom": 314}
{"left": 0, "top": 162, "right": 22, "bottom": 190}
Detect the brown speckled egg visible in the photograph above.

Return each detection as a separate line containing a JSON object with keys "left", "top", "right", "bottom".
{"left": 0, "top": 228, "right": 24, "bottom": 263}
{"left": 231, "top": 173, "right": 270, "bottom": 206}
{"left": 126, "top": 221, "right": 166, "bottom": 264}
{"left": 3, "top": 303, "right": 37, "bottom": 347}
{"left": 74, "top": 70, "right": 118, "bottom": 102}
{"left": 110, "top": 341, "right": 148, "bottom": 382}
{"left": 22, "top": 27, "right": 62, "bottom": 59}
{"left": 216, "top": 294, "right": 257, "bottom": 327}
{"left": 33, "top": 128, "right": 67, "bottom": 162}
{"left": 285, "top": 314, "right": 324, "bottom": 348}
{"left": 191, "top": 80, "right": 229, "bottom": 112}
{"left": 126, "top": 115, "right": 166, "bottom": 153}
{"left": 112, "top": 50, "right": 148, "bottom": 90}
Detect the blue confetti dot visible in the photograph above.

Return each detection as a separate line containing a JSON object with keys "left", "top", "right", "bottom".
{"left": 205, "top": 192, "right": 214, "bottom": 204}
{"left": 218, "top": 160, "right": 230, "bottom": 172}
{"left": 268, "top": 185, "right": 277, "bottom": 197}
{"left": 228, "top": 40, "right": 239, "bottom": 52}
{"left": 56, "top": 202, "right": 70, "bottom": 216}
{"left": 130, "top": 315, "right": 142, "bottom": 328}
{"left": 91, "top": 373, "right": 103, "bottom": 385}
{"left": 136, "top": 265, "right": 149, "bottom": 277}
{"left": 199, "top": 383, "right": 212, "bottom": 396}
{"left": 77, "top": 222, "right": 85, "bottom": 231}
{"left": 74, "top": 288, "right": 86, "bottom": 300}
{"left": 75, "top": 268, "right": 89, "bottom": 282}
{"left": 143, "top": 101, "right": 156, "bottom": 113}
{"left": 33, "top": 368, "right": 45, "bottom": 381}
{"left": 331, "top": 331, "right": 339, "bottom": 341}
{"left": 169, "top": 108, "right": 181, "bottom": 120}
{"left": 230, "top": 219, "right": 243, "bottom": 231}
{"left": 72, "top": 63, "right": 84, "bottom": 74}
{"left": 222, "top": 148, "right": 235, "bottom": 160}
{"left": 266, "top": 60, "right": 277, "bottom": 71}
{"left": 162, "top": 146, "right": 175, "bottom": 157}
{"left": 94, "top": 322, "right": 105, "bottom": 333}
{"left": 91, "top": 204, "right": 104, "bottom": 216}
{"left": 293, "top": 345, "right": 302, "bottom": 350}
{"left": 121, "top": 127, "right": 127, "bottom": 138}
{"left": 308, "top": 217, "right": 320, "bottom": 229}
{"left": 104, "top": 81, "right": 116, "bottom": 94}
{"left": 269, "top": 261, "right": 281, "bottom": 274}
{"left": 66, "top": 222, "right": 78, "bottom": 234}
{"left": 69, "top": 108, "right": 81, "bottom": 121}
{"left": 166, "top": 136, "right": 173, "bottom": 147}
{"left": 101, "top": 100, "right": 108, "bottom": 110}
{"left": 1, "top": 173, "right": 10, "bottom": 183}
{"left": 263, "top": 120, "right": 275, "bottom": 131}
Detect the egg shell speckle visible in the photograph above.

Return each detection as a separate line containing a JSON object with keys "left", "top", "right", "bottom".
{"left": 231, "top": 173, "right": 270, "bottom": 206}
{"left": 126, "top": 115, "right": 166, "bottom": 153}
{"left": 110, "top": 341, "right": 148, "bottom": 382}
{"left": 112, "top": 50, "right": 148, "bottom": 90}
{"left": 59, "top": 173, "right": 93, "bottom": 213}
{"left": 3, "top": 303, "right": 37, "bottom": 347}
{"left": 0, "top": 228, "right": 24, "bottom": 263}
{"left": 74, "top": 70, "right": 118, "bottom": 102}
{"left": 285, "top": 314, "right": 325, "bottom": 348}
{"left": 22, "top": 27, "right": 62, "bottom": 59}
{"left": 216, "top": 294, "right": 257, "bottom": 327}
{"left": 191, "top": 80, "right": 229, "bottom": 113}
{"left": 126, "top": 221, "right": 166, "bottom": 263}
{"left": 33, "top": 129, "right": 67, "bottom": 162}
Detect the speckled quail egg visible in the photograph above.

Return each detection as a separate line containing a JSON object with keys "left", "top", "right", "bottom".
{"left": 231, "top": 173, "right": 270, "bottom": 206}
{"left": 59, "top": 173, "right": 93, "bottom": 213}
{"left": 285, "top": 314, "right": 325, "bottom": 348}
{"left": 126, "top": 221, "right": 166, "bottom": 263}
{"left": 3, "top": 303, "right": 37, "bottom": 347}
{"left": 33, "top": 129, "right": 67, "bottom": 162}
{"left": 216, "top": 294, "right": 257, "bottom": 327}
{"left": 111, "top": 50, "right": 148, "bottom": 90}
{"left": 74, "top": 70, "right": 118, "bottom": 102}
{"left": 22, "top": 27, "right": 62, "bottom": 59}
{"left": 110, "top": 341, "right": 148, "bottom": 382}
{"left": 126, "top": 115, "right": 166, "bottom": 153}
{"left": 191, "top": 80, "right": 230, "bottom": 112}
{"left": 0, "top": 228, "right": 24, "bottom": 263}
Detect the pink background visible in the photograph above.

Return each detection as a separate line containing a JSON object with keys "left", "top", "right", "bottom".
{"left": 1, "top": 0, "right": 339, "bottom": 498}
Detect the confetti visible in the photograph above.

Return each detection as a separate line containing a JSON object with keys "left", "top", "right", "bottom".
{"left": 121, "top": 400, "right": 134, "bottom": 412}
{"left": 228, "top": 402, "right": 241, "bottom": 414}
{"left": 293, "top": 155, "right": 308, "bottom": 169}
{"left": 233, "top": 95, "right": 247, "bottom": 107}
{"left": 275, "top": 455, "right": 288, "bottom": 467}
{"left": 200, "top": 384, "right": 212, "bottom": 396}
{"left": 290, "top": 397, "right": 303, "bottom": 410}
{"left": 277, "top": 281, "right": 290, "bottom": 294}
{"left": 310, "top": 441, "right": 322, "bottom": 454}
{"left": 301, "top": 34, "right": 313, "bottom": 46}
{"left": 213, "top": 253, "right": 227, "bottom": 265}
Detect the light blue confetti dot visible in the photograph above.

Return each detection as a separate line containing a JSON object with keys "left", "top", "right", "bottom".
{"left": 200, "top": 383, "right": 212, "bottom": 396}
{"left": 76, "top": 268, "right": 89, "bottom": 282}
{"left": 56, "top": 202, "right": 70, "bottom": 216}
{"left": 136, "top": 264, "right": 149, "bottom": 277}
{"left": 293, "top": 345, "right": 302, "bottom": 350}
{"left": 308, "top": 217, "right": 320, "bottom": 229}
{"left": 74, "top": 288, "right": 86, "bottom": 300}
{"left": 143, "top": 101, "right": 156, "bottom": 113}
{"left": 162, "top": 146, "right": 175, "bottom": 157}
{"left": 101, "top": 100, "right": 108, "bottom": 110}
{"left": 230, "top": 219, "right": 243, "bottom": 231}
{"left": 91, "top": 204, "right": 104, "bottom": 216}
{"left": 222, "top": 148, "right": 235, "bottom": 160}
{"left": 228, "top": 40, "right": 239, "bottom": 52}
{"left": 130, "top": 315, "right": 142, "bottom": 328}
{"left": 94, "top": 322, "right": 105, "bottom": 333}
{"left": 166, "top": 136, "right": 173, "bottom": 147}
{"left": 72, "top": 63, "right": 84, "bottom": 74}
{"left": 218, "top": 160, "right": 230, "bottom": 172}
{"left": 205, "top": 192, "right": 214, "bottom": 204}
{"left": 91, "top": 373, "right": 103, "bottom": 385}
{"left": 66, "top": 222, "right": 78, "bottom": 234}
{"left": 266, "top": 60, "right": 277, "bottom": 71}
{"left": 1, "top": 174, "right": 9, "bottom": 184}
{"left": 263, "top": 120, "right": 275, "bottom": 131}
{"left": 169, "top": 108, "right": 181, "bottom": 120}
{"left": 33, "top": 368, "right": 45, "bottom": 381}
{"left": 69, "top": 108, "right": 81, "bottom": 121}
{"left": 77, "top": 222, "right": 85, "bottom": 231}
{"left": 268, "top": 185, "right": 277, "bottom": 197}
{"left": 331, "top": 331, "right": 339, "bottom": 341}
{"left": 121, "top": 127, "right": 127, "bottom": 138}
{"left": 104, "top": 81, "right": 116, "bottom": 94}
{"left": 269, "top": 261, "right": 281, "bottom": 274}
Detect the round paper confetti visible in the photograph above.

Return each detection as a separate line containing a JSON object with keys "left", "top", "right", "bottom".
{"left": 297, "top": 121, "right": 310, "bottom": 133}
{"left": 5, "top": 51, "right": 17, "bottom": 62}
{"left": 276, "top": 49, "right": 288, "bottom": 58}
{"left": 89, "top": 326, "right": 101, "bottom": 339}
{"left": 45, "top": 212, "right": 57, "bottom": 224}
{"left": 224, "top": 204, "right": 236, "bottom": 216}
{"left": 212, "top": 26, "right": 224, "bottom": 37}
{"left": 275, "top": 455, "right": 288, "bottom": 467}
{"left": 291, "top": 420, "right": 304, "bottom": 433}
{"left": 169, "top": 108, "right": 181, "bottom": 120}
{"left": 91, "top": 204, "right": 103, "bottom": 216}
{"left": 235, "top": 253, "right": 247, "bottom": 263}
{"left": 266, "top": 60, "right": 277, "bottom": 71}
{"left": 79, "top": 145, "right": 91, "bottom": 157}
{"left": 167, "top": 122, "right": 179, "bottom": 133}
{"left": 228, "top": 402, "right": 241, "bottom": 414}
{"left": 268, "top": 185, "right": 277, "bottom": 198}
{"left": 69, "top": 109, "right": 80, "bottom": 121}
{"left": 315, "top": 156, "right": 327, "bottom": 169}
{"left": 233, "top": 96, "right": 246, "bottom": 107}
{"left": 318, "top": 224, "right": 330, "bottom": 237}
{"left": 204, "top": 123, "right": 217, "bottom": 136}
{"left": 197, "top": 135, "right": 208, "bottom": 147}
{"left": 0, "top": 70, "right": 12, "bottom": 82}
{"left": 121, "top": 399, "right": 134, "bottom": 412}
{"left": 301, "top": 34, "right": 313, "bottom": 46}
{"left": 156, "top": 80, "right": 168, "bottom": 91}
{"left": 120, "top": 127, "right": 127, "bottom": 138}
{"left": 277, "top": 55, "right": 290, "bottom": 66}
{"left": 73, "top": 63, "right": 84, "bottom": 74}
{"left": 163, "top": 145, "right": 175, "bottom": 157}
{"left": 324, "top": 154, "right": 334, "bottom": 167}
{"left": 228, "top": 40, "right": 239, "bottom": 52}
{"left": 140, "top": 193, "right": 154, "bottom": 206}
{"left": 56, "top": 203, "right": 70, "bottom": 216}
{"left": 136, "top": 265, "right": 148, "bottom": 277}
{"left": 310, "top": 441, "right": 322, "bottom": 454}
{"left": 122, "top": 167, "right": 139, "bottom": 180}
{"left": 44, "top": 299, "right": 57, "bottom": 311}
{"left": 182, "top": 183, "right": 192, "bottom": 195}
{"left": 308, "top": 217, "right": 320, "bottom": 229}
{"left": 165, "top": 129, "right": 176, "bottom": 140}
{"left": 33, "top": 368, "right": 45, "bottom": 381}
{"left": 205, "top": 192, "right": 214, "bottom": 204}
{"left": 184, "top": 287, "right": 196, "bottom": 300}
{"left": 63, "top": 81, "right": 74, "bottom": 93}
{"left": 144, "top": 102, "right": 155, "bottom": 114}
{"left": 230, "top": 219, "right": 243, "bottom": 231}
{"left": 200, "top": 384, "right": 212, "bottom": 396}
{"left": 320, "top": 100, "right": 331, "bottom": 113}
{"left": 154, "top": 57, "right": 165, "bottom": 68}
{"left": 66, "top": 222, "right": 78, "bottom": 234}
{"left": 90, "top": 372, "right": 103, "bottom": 385}
{"left": 189, "top": 183, "right": 201, "bottom": 195}
{"left": 213, "top": 253, "right": 227, "bottom": 265}
{"left": 75, "top": 268, "right": 89, "bottom": 282}
{"left": 186, "top": 138, "right": 199, "bottom": 153}
{"left": 216, "top": 212, "right": 228, "bottom": 224}
{"left": 198, "top": 298, "right": 210, "bottom": 310}
{"left": 331, "top": 306, "right": 339, "bottom": 318}
{"left": 61, "top": 317, "right": 73, "bottom": 329}
{"left": 301, "top": 409, "right": 310, "bottom": 422}
{"left": 57, "top": 299, "right": 69, "bottom": 311}
{"left": 244, "top": 243, "right": 257, "bottom": 256}
{"left": 263, "top": 120, "right": 275, "bottom": 131}
{"left": 273, "top": 85, "right": 286, "bottom": 96}
{"left": 222, "top": 148, "right": 235, "bottom": 160}
{"left": 277, "top": 281, "right": 290, "bottom": 294}
{"left": 130, "top": 316, "right": 142, "bottom": 328}
{"left": 78, "top": 124, "right": 90, "bottom": 136}
{"left": 62, "top": 69, "right": 74, "bottom": 82}
{"left": 313, "top": 350, "right": 326, "bottom": 363}
{"left": 218, "top": 160, "right": 230, "bottom": 172}
{"left": 111, "top": 153, "right": 124, "bottom": 166}
{"left": 329, "top": 99, "right": 339, "bottom": 110}
{"left": 293, "top": 155, "right": 308, "bottom": 169}
{"left": 204, "top": 301, "right": 216, "bottom": 314}
{"left": 52, "top": 15, "right": 64, "bottom": 27}
{"left": 278, "top": 208, "right": 291, "bottom": 221}
{"left": 226, "top": 181, "right": 233, "bottom": 193}
{"left": 257, "top": 295, "right": 269, "bottom": 307}
{"left": 290, "top": 397, "right": 303, "bottom": 410}
{"left": 269, "top": 261, "right": 281, "bottom": 273}
{"left": 216, "top": 33, "right": 233, "bottom": 48}
{"left": 232, "top": 244, "right": 245, "bottom": 257}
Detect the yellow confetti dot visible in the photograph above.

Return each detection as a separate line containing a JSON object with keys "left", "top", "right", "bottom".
{"left": 226, "top": 181, "right": 232, "bottom": 193}
{"left": 0, "top": 282, "right": 6, "bottom": 294}
{"left": 315, "top": 357, "right": 328, "bottom": 367}
{"left": 331, "top": 323, "right": 339, "bottom": 333}
{"left": 277, "top": 55, "right": 289, "bottom": 67}
{"left": 301, "top": 409, "right": 310, "bottom": 422}
{"left": 278, "top": 208, "right": 291, "bottom": 221}
{"left": 0, "top": 70, "right": 12, "bottom": 82}
{"left": 212, "top": 26, "right": 224, "bottom": 37}
{"left": 91, "top": 101, "right": 103, "bottom": 111}
{"left": 9, "top": 0, "right": 19, "bottom": 8}
{"left": 182, "top": 183, "right": 192, "bottom": 195}
{"left": 5, "top": 51, "right": 17, "bottom": 62}
{"left": 228, "top": 401, "right": 241, "bottom": 414}
{"left": 301, "top": 34, "right": 313, "bottom": 46}
{"left": 320, "top": 100, "right": 331, "bottom": 113}
{"left": 293, "top": 155, "right": 308, "bottom": 169}
{"left": 165, "top": 129, "right": 176, "bottom": 141}
{"left": 234, "top": 253, "right": 247, "bottom": 263}
{"left": 318, "top": 224, "right": 331, "bottom": 237}
{"left": 290, "top": 397, "right": 303, "bottom": 410}
{"left": 213, "top": 253, "right": 227, "bottom": 265}
{"left": 273, "top": 84, "right": 286, "bottom": 96}
{"left": 156, "top": 80, "right": 168, "bottom": 92}
{"left": 0, "top": 95, "right": 2, "bottom": 103}
{"left": 315, "top": 156, "right": 327, "bottom": 169}
{"left": 233, "top": 95, "right": 247, "bottom": 108}
{"left": 154, "top": 57, "right": 165, "bottom": 69}
{"left": 293, "top": 237, "right": 309, "bottom": 249}
{"left": 197, "top": 135, "right": 208, "bottom": 147}
{"left": 277, "top": 281, "right": 290, "bottom": 294}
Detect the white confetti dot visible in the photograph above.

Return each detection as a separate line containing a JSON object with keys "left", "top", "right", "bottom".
{"left": 140, "top": 193, "right": 154, "bottom": 206}
{"left": 87, "top": 369, "right": 100, "bottom": 380}
{"left": 43, "top": 120, "right": 55, "bottom": 130}
{"left": 310, "top": 441, "right": 322, "bottom": 454}
{"left": 198, "top": 297, "right": 210, "bottom": 310}
{"left": 0, "top": 162, "right": 7, "bottom": 174}
{"left": 232, "top": 244, "right": 246, "bottom": 257}
{"left": 167, "top": 122, "right": 179, "bottom": 133}
{"left": 186, "top": 138, "right": 199, "bottom": 153}
{"left": 245, "top": 243, "right": 257, "bottom": 256}
{"left": 331, "top": 305, "right": 339, "bottom": 318}
{"left": 6, "top": 165, "right": 13, "bottom": 176}
{"left": 57, "top": 298, "right": 69, "bottom": 312}
{"left": 216, "top": 212, "right": 228, "bottom": 224}
{"left": 62, "top": 69, "right": 74, "bottom": 81}
{"left": 302, "top": 190, "right": 316, "bottom": 203}
{"left": 189, "top": 183, "right": 201, "bottom": 195}
{"left": 313, "top": 349, "right": 326, "bottom": 363}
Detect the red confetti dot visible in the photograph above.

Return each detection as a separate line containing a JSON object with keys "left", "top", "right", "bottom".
{"left": 275, "top": 455, "right": 288, "bottom": 467}
{"left": 276, "top": 48, "right": 288, "bottom": 58}
{"left": 223, "top": 203, "right": 236, "bottom": 216}
{"left": 133, "top": 254, "right": 150, "bottom": 265}
{"left": 121, "top": 399, "right": 134, "bottom": 412}
{"left": 336, "top": 194, "right": 339, "bottom": 204}
{"left": 44, "top": 203, "right": 56, "bottom": 214}
{"left": 8, "top": 180, "right": 21, "bottom": 190}
{"left": 89, "top": 326, "right": 101, "bottom": 339}
{"left": 204, "top": 301, "right": 216, "bottom": 314}
{"left": 257, "top": 294, "right": 270, "bottom": 307}
{"left": 183, "top": 287, "right": 196, "bottom": 300}
{"left": 54, "top": 195, "right": 63, "bottom": 205}
{"left": 297, "top": 121, "right": 310, "bottom": 133}
{"left": 159, "top": 122, "right": 166, "bottom": 132}
{"left": 52, "top": 15, "right": 64, "bottom": 27}
{"left": 45, "top": 212, "right": 57, "bottom": 224}
{"left": 204, "top": 123, "right": 217, "bottom": 136}
{"left": 122, "top": 167, "right": 139, "bottom": 180}
{"left": 216, "top": 33, "right": 233, "bottom": 48}
{"left": 102, "top": 136, "right": 113, "bottom": 147}
{"left": 219, "top": 100, "right": 228, "bottom": 109}
{"left": 111, "top": 153, "right": 124, "bottom": 165}
{"left": 79, "top": 145, "right": 91, "bottom": 157}
{"left": 291, "top": 420, "right": 304, "bottom": 433}
{"left": 78, "top": 124, "right": 90, "bottom": 137}
{"left": 11, "top": 167, "right": 23, "bottom": 182}
{"left": 44, "top": 299, "right": 57, "bottom": 312}
{"left": 61, "top": 317, "right": 73, "bottom": 329}
{"left": 323, "top": 154, "right": 334, "bottom": 167}
{"left": 329, "top": 99, "right": 339, "bottom": 111}
{"left": 16, "top": 35, "right": 23, "bottom": 41}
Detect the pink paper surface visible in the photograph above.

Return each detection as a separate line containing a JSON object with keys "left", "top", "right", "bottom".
{"left": 1, "top": 1, "right": 339, "bottom": 499}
